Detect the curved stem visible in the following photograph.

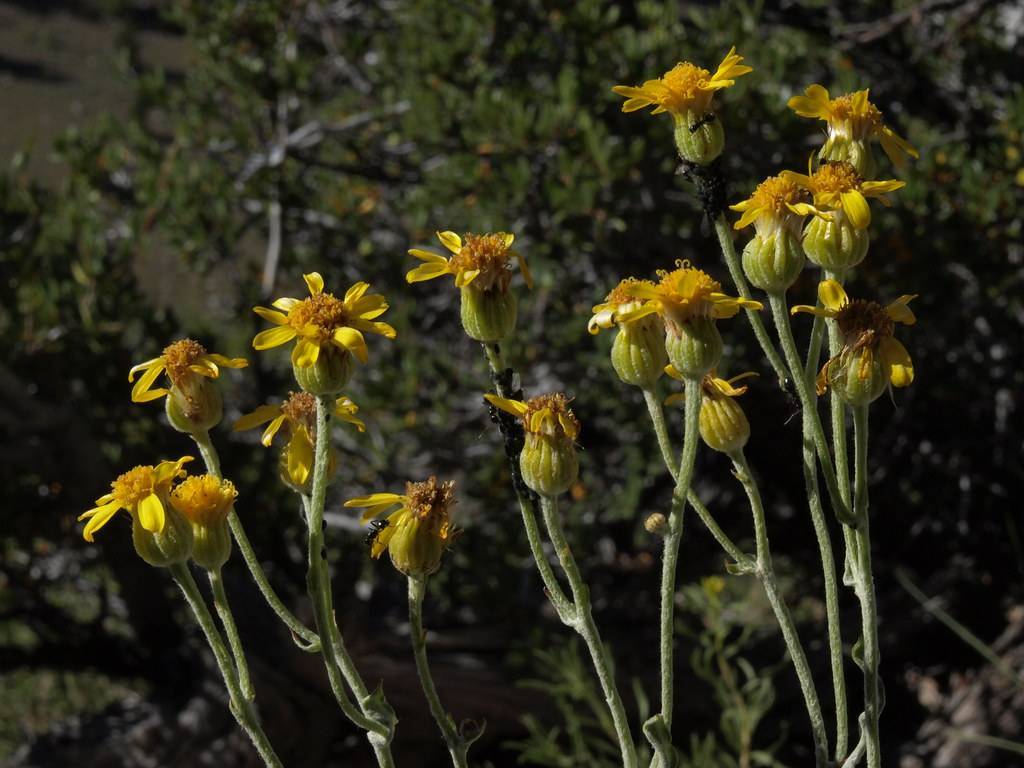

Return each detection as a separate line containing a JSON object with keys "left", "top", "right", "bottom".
{"left": 729, "top": 451, "right": 830, "bottom": 768}
{"left": 191, "top": 430, "right": 321, "bottom": 651}
{"left": 210, "top": 568, "right": 255, "bottom": 701}
{"left": 852, "top": 405, "right": 881, "bottom": 767}
{"left": 803, "top": 314, "right": 850, "bottom": 760}
{"left": 766, "top": 293, "right": 854, "bottom": 526}
{"left": 307, "top": 396, "right": 395, "bottom": 766}
{"left": 539, "top": 495, "right": 638, "bottom": 768}
{"left": 408, "top": 576, "right": 471, "bottom": 768}
{"left": 169, "top": 563, "right": 282, "bottom": 768}
{"left": 712, "top": 215, "right": 790, "bottom": 391}
{"left": 823, "top": 269, "right": 852, "bottom": 512}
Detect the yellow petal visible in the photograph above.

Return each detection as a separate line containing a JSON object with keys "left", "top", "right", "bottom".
{"left": 261, "top": 414, "right": 288, "bottom": 447}
{"left": 272, "top": 297, "right": 300, "bottom": 311}
{"left": 408, "top": 248, "right": 449, "bottom": 264}
{"left": 790, "top": 304, "right": 834, "bottom": 318}
{"left": 840, "top": 189, "right": 871, "bottom": 229}
{"left": 514, "top": 251, "right": 534, "bottom": 290}
{"left": 304, "top": 272, "right": 324, "bottom": 296}
{"left": 406, "top": 262, "right": 452, "bottom": 283}
{"left": 287, "top": 429, "right": 314, "bottom": 486}
{"left": 81, "top": 501, "right": 123, "bottom": 542}
{"left": 233, "top": 403, "right": 282, "bottom": 432}
{"left": 501, "top": 232, "right": 515, "bottom": 248}
{"left": 861, "top": 180, "right": 905, "bottom": 197}
{"left": 128, "top": 357, "right": 162, "bottom": 383}
{"left": 436, "top": 231, "right": 462, "bottom": 254}
{"left": 885, "top": 294, "right": 918, "bottom": 325}
{"left": 138, "top": 493, "right": 166, "bottom": 533}
{"left": 788, "top": 83, "right": 831, "bottom": 119}
{"left": 253, "top": 306, "right": 289, "bottom": 325}
{"left": 483, "top": 394, "right": 529, "bottom": 417}
{"left": 733, "top": 204, "right": 763, "bottom": 230}
{"left": 344, "top": 492, "right": 406, "bottom": 508}
{"left": 203, "top": 353, "right": 248, "bottom": 369}
{"left": 664, "top": 364, "right": 684, "bottom": 382}
{"left": 818, "top": 279, "right": 849, "bottom": 312}
{"left": 292, "top": 337, "right": 321, "bottom": 368}
{"left": 349, "top": 319, "right": 397, "bottom": 339}
{"left": 131, "top": 361, "right": 167, "bottom": 403}
{"left": 880, "top": 336, "right": 914, "bottom": 387}
{"left": 332, "top": 327, "right": 368, "bottom": 363}
{"left": 454, "top": 268, "right": 481, "bottom": 287}
{"left": 344, "top": 281, "right": 370, "bottom": 304}
{"left": 189, "top": 359, "right": 220, "bottom": 378}
{"left": 253, "top": 325, "right": 297, "bottom": 350}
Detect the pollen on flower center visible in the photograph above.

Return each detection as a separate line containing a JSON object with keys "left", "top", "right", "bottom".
{"left": 405, "top": 476, "right": 456, "bottom": 524}
{"left": 829, "top": 93, "right": 883, "bottom": 134}
{"left": 162, "top": 339, "right": 206, "bottom": 385}
{"left": 288, "top": 292, "right": 351, "bottom": 335}
{"left": 605, "top": 278, "right": 654, "bottom": 307}
{"left": 525, "top": 393, "right": 580, "bottom": 437}
{"left": 170, "top": 474, "right": 237, "bottom": 526}
{"left": 751, "top": 175, "right": 806, "bottom": 214}
{"left": 658, "top": 261, "right": 721, "bottom": 304}
{"left": 810, "top": 162, "right": 862, "bottom": 194}
{"left": 837, "top": 299, "right": 894, "bottom": 342}
{"left": 280, "top": 391, "right": 317, "bottom": 431}
{"left": 450, "top": 234, "right": 512, "bottom": 276}
{"left": 111, "top": 466, "right": 156, "bottom": 507}
{"left": 661, "top": 63, "right": 712, "bottom": 105}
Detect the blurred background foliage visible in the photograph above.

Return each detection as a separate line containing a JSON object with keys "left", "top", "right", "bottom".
{"left": 2, "top": 0, "right": 1022, "bottom": 766}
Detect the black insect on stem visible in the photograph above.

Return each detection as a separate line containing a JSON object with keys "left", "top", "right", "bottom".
{"left": 677, "top": 156, "right": 727, "bottom": 222}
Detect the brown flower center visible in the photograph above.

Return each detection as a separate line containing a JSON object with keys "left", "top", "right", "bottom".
{"left": 750, "top": 175, "right": 806, "bottom": 214}
{"left": 605, "top": 278, "right": 654, "bottom": 307}
{"left": 836, "top": 299, "right": 893, "bottom": 347}
{"left": 810, "top": 161, "right": 862, "bottom": 195}
{"left": 523, "top": 393, "right": 580, "bottom": 437}
{"left": 405, "top": 476, "right": 456, "bottom": 523}
{"left": 289, "top": 292, "right": 351, "bottom": 335}
{"left": 162, "top": 339, "right": 206, "bottom": 387}
{"left": 450, "top": 234, "right": 513, "bottom": 280}
{"left": 281, "top": 391, "right": 317, "bottom": 433}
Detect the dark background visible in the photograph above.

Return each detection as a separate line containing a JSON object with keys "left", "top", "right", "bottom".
{"left": 2, "top": 1, "right": 1022, "bottom": 766}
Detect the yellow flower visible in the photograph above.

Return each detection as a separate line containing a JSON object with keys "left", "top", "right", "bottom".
{"left": 233, "top": 392, "right": 362, "bottom": 489}
{"left": 781, "top": 161, "right": 904, "bottom": 230}
{"left": 170, "top": 474, "right": 238, "bottom": 528}
{"left": 588, "top": 278, "right": 657, "bottom": 334}
{"left": 252, "top": 272, "right": 396, "bottom": 368}
{"left": 484, "top": 392, "right": 581, "bottom": 441}
{"left": 787, "top": 84, "right": 919, "bottom": 171}
{"left": 79, "top": 456, "right": 193, "bottom": 541}
{"left": 344, "top": 476, "right": 457, "bottom": 577}
{"left": 407, "top": 231, "right": 533, "bottom": 292}
{"left": 730, "top": 174, "right": 829, "bottom": 235}
{"left": 792, "top": 280, "right": 916, "bottom": 401}
{"left": 618, "top": 261, "right": 762, "bottom": 330}
{"left": 612, "top": 47, "right": 752, "bottom": 121}
{"left": 589, "top": 278, "right": 667, "bottom": 387}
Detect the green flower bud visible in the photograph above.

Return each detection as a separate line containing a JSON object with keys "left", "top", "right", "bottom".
{"left": 610, "top": 317, "right": 668, "bottom": 387}
{"left": 665, "top": 316, "right": 722, "bottom": 379}
{"left": 699, "top": 394, "right": 750, "bottom": 454}
{"left": 824, "top": 351, "right": 888, "bottom": 407}
{"left": 674, "top": 110, "right": 725, "bottom": 165}
{"left": 460, "top": 284, "right": 518, "bottom": 342}
{"left": 802, "top": 211, "right": 869, "bottom": 272}
{"left": 741, "top": 231, "right": 806, "bottom": 293}
{"left": 821, "top": 137, "right": 876, "bottom": 180}
{"left": 521, "top": 432, "right": 579, "bottom": 498}
{"left": 165, "top": 379, "right": 223, "bottom": 434}
{"left": 293, "top": 344, "right": 354, "bottom": 396}
{"left": 132, "top": 501, "right": 194, "bottom": 567}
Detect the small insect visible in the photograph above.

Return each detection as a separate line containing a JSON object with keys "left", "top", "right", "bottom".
{"left": 363, "top": 518, "right": 389, "bottom": 547}
{"left": 689, "top": 112, "right": 716, "bottom": 133}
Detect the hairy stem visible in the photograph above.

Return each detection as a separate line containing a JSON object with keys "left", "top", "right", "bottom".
{"left": 209, "top": 568, "right": 255, "bottom": 701}
{"left": 408, "top": 576, "right": 471, "bottom": 768}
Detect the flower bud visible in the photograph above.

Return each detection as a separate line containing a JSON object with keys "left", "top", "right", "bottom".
{"left": 674, "top": 111, "right": 725, "bottom": 166}
{"left": 802, "top": 211, "right": 869, "bottom": 272}
{"left": 610, "top": 316, "right": 668, "bottom": 388}
{"left": 521, "top": 432, "right": 579, "bottom": 498}
{"left": 821, "top": 139, "right": 876, "bottom": 180}
{"left": 823, "top": 351, "right": 888, "bottom": 407}
{"left": 644, "top": 512, "right": 669, "bottom": 536}
{"left": 165, "top": 378, "right": 224, "bottom": 434}
{"left": 700, "top": 394, "right": 750, "bottom": 453}
{"left": 170, "top": 474, "right": 238, "bottom": 571}
{"left": 741, "top": 230, "right": 806, "bottom": 293}
{"left": 460, "top": 283, "right": 518, "bottom": 342}
{"left": 132, "top": 500, "right": 194, "bottom": 567}
{"left": 292, "top": 344, "right": 355, "bottom": 396}
{"left": 665, "top": 316, "right": 723, "bottom": 379}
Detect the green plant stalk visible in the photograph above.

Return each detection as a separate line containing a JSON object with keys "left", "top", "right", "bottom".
{"left": 642, "top": 387, "right": 750, "bottom": 567}
{"left": 803, "top": 313, "right": 849, "bottom": 760}
{"left": 713, "top": 215, "right": 790, "bottom": 391}
{"left": 408, "top": 576, "right": 470, "bottom": 768}
{"left": 307, "top": 396, "right": 395, "bottom": 767}
{"left": 730, "top": 450, "right": 830, "bottom": 768}
{"left": 209, "top": 567, "right": 255, "bottom": 701}
{"left": 191, "top": 429, "right": 321, "bottom": 652}
{"left": 169, "top": 562, "right": 282, "bottom": 768}
{"left": 766, "top": 293, "right": 854, "bottom": 525}
{"left": 657, "top": 378, "right": 701, "bottom": 736}
{"left": 823, "top": 269, "right": 852, "bottom": 513}
{"left": 841, "top": 715, "right": 868, "bottom": 768}
{"left": 482, "top": 342, "right": 575, "bottom": 624}
{"left": 539, "top": 494, "right": 639, "bottom": 768}
{"left": 852, "top": 405, "right": 881, "bottom": 768}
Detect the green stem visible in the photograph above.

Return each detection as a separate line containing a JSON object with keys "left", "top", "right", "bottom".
{"left": 307, "top": 396, "right": 395, "bottom": 766}
{"left": 210, "top": 568, "right": 255, "bottom": 701}
{"left": 482, "top": 342, "right": 575, "bottom": 624}
{"left": 803, "top": 313, "right": 849, "bottom": 760}
{"left": 191, "top": 430, "right": 320, "bottom": 652}
{"left": 169, "top": 562, "right": 282, "bottom": 768}
{"left": 642, "top": 387, "right": 750, "bottom": 568}
{"left": 539, "top": 495, "right": 638, "bottom": 768}
{"left": 730, "top": 451, "right": 830, "bottom": 768}
{"left": 712, "top": 215, "right": 790, "bottom": 391}
{"left": 766, "top": 293, "right": 854, "bottom": 526}
{"left": 823, "top": 268, "right": 852, "bottom": 512}
{"left": 852, "top": 405, "right": 881, "bottom": 768}
{"left": 408, "top": 576, "right": 471, "bottom": 768}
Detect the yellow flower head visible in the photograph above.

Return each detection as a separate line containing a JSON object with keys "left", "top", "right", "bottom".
{"left": 667, "top": 367, "right": 756, "bottom": 453}
{"left": 730, "top": 174, "right": 830, "bottom": 235}
{"left": 664, "top": 366, "right": 756, "bottom": 404}
{"left": 407, "top": 231, "right": 533, "bottom": 293}
{"left": 787, "top": 85, "right": 919, "bottom": 169}
{"left": 781, "top": 161, "right": 904, "bottom": 230}
{"left": 170, "top": 474, "right": 238, "bottom": 528}
{"left": 234, "top": 392, "right": 362, "bottom": 489}
{"left": 484, "top": 392, "right": 581, "bottom": 442}
{"left": 618, "top": 261, "right": 762, "bottom": 332}
{"left": 588, "top": 278, "right": 658, "bottom": 334}
{"left": 344, "top": 476, "right": 457, "bottom": 577}
{"left": 78, "top": 456, "right": 193, "bottom": 542}
{"left": 128, "top": 338, "right": 247, "bottom": 404}
{"left": 792, "top": 279, "right": 916, "bottom": 395}
{"left": 252, "top": 272, "right": 396, "bottom": 368}
{"left": 612, "top": 47, "right": 752, "bottom": 121}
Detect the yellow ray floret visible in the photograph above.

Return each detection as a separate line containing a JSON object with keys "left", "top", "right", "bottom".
{"left": 729, "top": 174, "right": 830, "bottom": 232}
{"left": 588, "top": 277, "right": 656, "bottom": 334}
{"left": 78, "top": 456, "right": 193, "bottom": 542}
{"left": 252, "top": 272, "right": 396, "bottom": 368}
{"left": 484, "top": 392, "right": 581, "bottom": 441}
{"left": 791, "top": 279, "right": 917, "bottom": 392}
{"left": 128, "top": 339, "right": 246, "bottom": 403}
{"left": 787, "top": 84, "right": 919, "bottom": 168}
{"left": 781, "top": 161, "right": 904, "bottom": 230}
{"left": 407, "top": 230, "right": 532, "bottom": 292}
{"left": 613, "top": 46, "right": 752, "bottom": 119}
{"left": 664, "top": 366, "right": 757, "bottom": 406}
